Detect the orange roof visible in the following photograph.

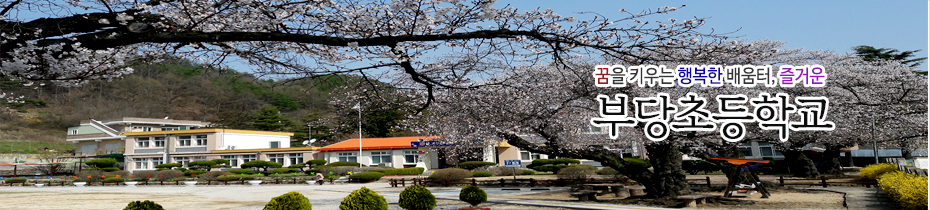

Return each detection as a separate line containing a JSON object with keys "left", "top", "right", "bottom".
{"left": 317, "top": 136, "right": 439, "bottom": 152}
{"left": 711, "top": 158, "right": 770, "bottom": 165}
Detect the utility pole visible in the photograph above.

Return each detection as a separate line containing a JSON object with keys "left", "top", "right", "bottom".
{"left": 871, "top": 117, "right": 879, "bottom": 164}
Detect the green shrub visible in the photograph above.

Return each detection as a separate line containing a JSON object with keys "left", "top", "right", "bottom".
{"left": 314, "top": 166, "right": 359, "bottom": 176}
{"left": 595, "top": 167, "right": 625, "bottom": 179}
{"left": 101, "top": 167, "right": 121, "bottom": 172}
{"left": 862, "top": 163, "right": 899, "bottom": 179}
{"left": 328, "top": 161, "right": 362, "bottom": 167}
{"left": 215, "top": 175, "right": 242, "bottom": 182}
{"left": 123, "top": 200, "right": 164, "bottom": 210}
{"left": 878, "top": 171, "right": 928, "bottom": 210}
{"left": 307, "top": 159, "right": 327, "bottom": 166}
{"left": 241, "top": 176, "right": 256, "bottom": 180}
{"left": 264, "top": 191, "right": 312, "bottom": 210}
{"left": 458, "top": 185, "right": 487, "bottom": 207}
{"left": 85, "top": 158, "right": 118, "bottom": 168}
{"left": 104, "top": 177, "right": 125, "bottom": 183}
{"left": 472, "top": 172, "right": 492, "bottom": 177}
{"left": 184, "top": 170, "right": 208, "bottom": 176}
{"left": 527, "top": 159, "right": 580, "bottom": 173}
{"left": 370, "top": 167, "right": 425, "bottom": 175}
{"left": 6, "top": 178, "right": 27, "bottom": 183}
{"left": 488, "top": 167, "right": 520, "bottom": 176}
{"left": 398, "top": 185, "right": 436, "bottom": 210}
{"left": 339, "top": 187, "right": 388, "bottom": 210}
{"left": 349, "top": 172, "right": 385, "bottom": 182}
{"left": 268, "top": 168, "right": 298, "bottom": 174}
{"left": 428, "top": 168, "right": 472, "bottom": 180}
{"left": 227, "top": 169, "right": 258, "bottom": 175}
{"left": 557, "top": 165, "right": 597, "bottom": 179}
{"left": 288, "top": 163, "right": 307, "bottom": 169}
{"left": 623, "top": 157, "right": 651, "bottom": 168}
{"left": 241, "top": 160, "right": 284, "bottom": 172}
{"left": 459, "top": 161, "right": 496, "bottom": 170}
{"left": 521, "top": 170, "right": 536, "bottom": 175}
{"left": 155, "top": 170, "right": 184, "bottom": 180}
{"left": 154, "top": 163, "right": 182, "bottom": 170}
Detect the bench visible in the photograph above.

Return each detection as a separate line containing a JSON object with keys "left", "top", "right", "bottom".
{"left": 676, "top": 194, "right": 713, "bottom": 208}
{"left": 569, "top": 191, "right": 598, "bottom": 201}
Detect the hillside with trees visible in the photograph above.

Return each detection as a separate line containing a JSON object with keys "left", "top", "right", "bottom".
{"left": 0, "top": 57, "right": 420, "bottom": 152}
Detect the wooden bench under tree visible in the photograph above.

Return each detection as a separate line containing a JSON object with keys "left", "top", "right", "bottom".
{"left": 675, "top": 194, "right": 714, "bottom": 208}
{"left": 569, "top": 191, "right": 598, "bottom": 201}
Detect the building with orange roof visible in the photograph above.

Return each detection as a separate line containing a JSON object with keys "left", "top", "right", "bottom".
{"left": 316, "top": 136, "right": 526, "bottom": 169}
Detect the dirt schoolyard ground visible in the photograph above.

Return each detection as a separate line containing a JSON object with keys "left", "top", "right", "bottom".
{"left": 0, "top": 175, "right": 849, "bottom": 210}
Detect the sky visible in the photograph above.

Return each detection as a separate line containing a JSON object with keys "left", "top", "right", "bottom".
{"left": 503, "top": 0, "right": 929, "bottom": 71}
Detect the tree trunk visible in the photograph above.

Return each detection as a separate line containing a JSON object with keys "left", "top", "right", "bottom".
{"left": 782, "top": 150, "right": 819, "bottom": 177}
{"left": 644, "top": 142, "right": 691, "bottom": 197}
{"left": 817, "top": 149, "right": 843, "bottom": 175}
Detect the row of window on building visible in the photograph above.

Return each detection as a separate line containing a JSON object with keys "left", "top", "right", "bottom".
{"left": 132, "top": 154, "right": 304, "bottom": 170}
{"left": 336, "top": 151, "right": 420, "bottom": 164}
{"left": 136, "top": 135, "right": 207, "bottom": 148}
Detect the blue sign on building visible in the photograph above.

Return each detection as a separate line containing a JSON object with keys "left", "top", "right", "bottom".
{"left": 504, "top": 160, "right": 522, "bottom": 168}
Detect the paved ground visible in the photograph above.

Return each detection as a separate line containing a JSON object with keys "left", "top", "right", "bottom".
{"left": 1, "top": 183, "right": 672, "bottom": 210}
{"left": 802, "top": 187, "right": 900, "bottom": 210}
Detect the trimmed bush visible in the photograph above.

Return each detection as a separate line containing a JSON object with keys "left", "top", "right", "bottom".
{"left": 184, "top": 170, "right": 208, "bottom": 176}
{"left": 101, "top": 167, "right": 121, "bottom": 172}
{"left": 878, "top": 171, "right": 927, "bottom": 210}
{"left": 862, "top": 163, "right": 899, "bottom": 179}
{"left": 6, "top": 178, "right": 27, "bottom": 183}
{"left": 623, "top": 157, "right": 651, "bottom": 168}
{"left": 472, "top": 171, "right": 492, "bottom": 177}
{"left": 557, "top": 165, "right": 597, "bottom": 179}
{"left": 85, "top": 158, "right": 118, "bottom": 168}
{"left": 370, "top": 167, "right": 425, "bottom": 175}
{"left": 398, "top": 185, "right": 436, "bottom": 210}
{"left": 459, "top": 185, "right": 487, "bottom": 207}
{"left": 595, "top": 167, "right": 626, "bottom": 179}
{"left": 521, "top": 170, "right": 536, "bottom": 175}
{"left": 428, "top": 168, "right": 472, "bottom": 180}
{"left": 459, "top": 161, "right": 496, "bottom": 170}
{"left": 154, "top": 163, "right": 182, "bottom": 170}
{"left": 328, "top": 161, "right": 363, "bottom": 167}
{"left": 123, "top": 200, "right": 164, "bottom": 210}
{"left": 227, "top": 169, "right": 258, "bottom": 175}
{"left": 269, "top": 168, "right": 298, "bottom": 174}
{"left": 488, "top": 167, "right": 520, "bottom": 176}
{"left": 307, "top": 159, "right": 327, "bottom": 166}
{"left": 527, "top": 159, "right": 580, "bottom": 173}
{"left": 155, "top": 170, "right": 184, "bottom": 180}
{"left": 349, "top": 172, "right": 385, "bottom": 182}
{"left": 264, "top": 191, "right": 312, "bottom": 210}
{"left": 315, "top": 166, "right": 359, "bottom": 176}
{"left": 104, "top": 177, "right": 125, "bottom": 183}
{"left": 340, "top": 187, "right": 388, "bottom": 210}
{"left": 215, "top": 175, "right": 242, "bottom": 182}
{"left": 241, "top": 160, "right": 284, "bottom": 172}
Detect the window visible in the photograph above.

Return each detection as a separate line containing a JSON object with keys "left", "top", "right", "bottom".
{"left": 758, "top": 142, "right": 782, "bottom": 157}
{"left": 132, "top": 126, "right": 153, "bottom": 132}
{"left": 371, "top": 151, "right": 392, "bottom": 164}
{"left": 404, "top": 151, "right": 419, "bottom": 164}
{"left": 242, "top": 155, "right": 257, "bottom": 163}
{"left": 153, "top": 137, "right": 165, "bottom": 147}
{"left": 520, "top": 151, "right": 541, "bottom": 160}
{"left": 70, "top": 130, "right": 78, "bottom": 135}
{"left": 268, "top": 154, "right": 285, "bottom": 164}
{"left": 222, "top": 155, "right": 239, "bottom": 167}
{"left": 288, "top": 153, "right": 303, "bottom": 165}
{"left": 134, "top": 158, "right": 149, "bottom": 170}
{"left": 195, "top": 135, "right": 207, "bottom": 146}
{"left": 136, "top": 137, "right": 150, "bottom": 148}
{"left": 338, "top": 152, "right": 357, "bottom": 162}
{"left": 162, "top": 127, "right": 179, "bottom": 131}
{"left": 152, "top": 157, "right": 164, "bottom": 166}
{"left": 178, "top": 136, "right": 191, "bottom": 146}
{"left": 739, "top": 142, "right": 754, "bottom": 157}
{"left": 270, "top": 141, "right": 280, "bottom": 148}
{"left": 175, "top": 157, "right": 190, "bottom": 168}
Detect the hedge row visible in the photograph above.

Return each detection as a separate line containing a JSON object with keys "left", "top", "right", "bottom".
{"left": 878, "top": 171, "right": 928, "bottom": 210}
{"left": 369, "top": 167, "right": 424, "bottom": 175}
{"left": 862, "top": 163, "right": 899, "bottom": 179}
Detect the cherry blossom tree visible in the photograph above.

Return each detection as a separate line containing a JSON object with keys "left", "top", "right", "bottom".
{"left": 0, "top": 0, "right": 718, "bottom": 112}
{"left": 413, "top": 40, "right": 927, "bottom": 197}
